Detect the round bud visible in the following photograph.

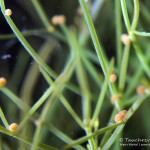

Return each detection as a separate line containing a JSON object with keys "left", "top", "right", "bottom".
{"left": 109, "top": 73, "right": 117, "bottom": 83}
{"left": 114, "top": 114, "right": 123, "bottom": 123}
{"left": 51, "top": 15, "right": 66, "bottom": 25}
{"left": 121, "top": 34, "right": 131, "bottom": 45}
{"left": 5, "top": 9, "right": 12, "bottom": 16}
{"left": 9, "top": 123, "right": 18, "bottom": 131}
{"left": 0, "top": 77, "right": 7, "bottom": 88}
{"left": 111, "top": 95, "right": 119, "bottom": 103}
{"left": 120, "top": 110, "right": 127, "bottom": 117}
{"left": 136, "top": 85, "right": 147, "bottom": 95}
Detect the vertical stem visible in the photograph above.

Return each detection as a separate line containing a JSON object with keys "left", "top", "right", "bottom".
{"left": 131, "top": 0, "right": 140, "bottom": 30}
{"left": 79, "top": 0, "right": 107, "bottom": 76}
{"left": 115, "top": 0, "right": 122, "bottom": 70}
{"left": 120, "top": 0, "right": 131, "bottom": 32}
{"left": 119, "top": 44, "right": 131, "bottom": 92}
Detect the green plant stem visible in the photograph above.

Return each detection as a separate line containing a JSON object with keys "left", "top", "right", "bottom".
{"left": 47, "top": 124, "right": 85, "bottom": 150}
{"left": 59, "top": 96, "right": 84, "bottom": 128}
{"left": 0, "top": 88, "right": 29, "bottom": 111}
{"left": 0, "top": 0, "right": 56, "bottom": 78}
{"left": 91, "top": 61, "right": 114, "bottom": 126}
{"left": 1, "top": 86, "right": 83, "bottom": 149}
{"left": 102, "top": 125, "right": 124, "bottom": 150}
{"left": 40, "top": 68, "right": 81, "bottom": 133}
{"left": 134, "top": 31, "right": 150, "bottom": 37}
{"left": 100, "top": 108, "right": 117, "bottom": 147}
{"left": 31, "top": 0, "right": 52, "bottom": 29}
{"left": 83, "top": 50, "right": 99, "bottom": 64}
{"left": 0, "top": 108, "right": 9, "bottom": 129}
{"left": 120, "top": 0, "right": 131, "bottom": 32}
{"left": 64, "top": 122, "right": 124, "bottom": 149}
{"left": 120, "top": 0, "right": 150, "bottom": 78}
{"left": 0, "top": 29, "right": 47, "bottom": 39}
{"left": 132, "top": 37, "right": 150, "bottom": 78}
{"left": 38, "top": 66, "right": 84, "bottom": 129}
{"left": 81, "top": 54, "right": 101, "bottom": 87}
{"left": 31, "top": 0, "right": 66, "bottom": 41}
{"left": 62, "top": 25, "right": 96, "bottom": 149}
{"left": 124, "top": 94, "right": 150, "bottom": 121}
{"left": 0, "top": 125, "right": 57, "bottom": 150}
{"left": 125, "top": 40, "right": 150, "bottom": 96}
{"left": 85, "top": 128, "right": 97, "bottom": 150}
{"left": 131, "top": 0, "right": 140, "bottom": 31}
{"left": 19, "top": 86, "right": 54, "bottom": 130}
{"left": 19, "top": 40, "right": 56, "bottom": 150}
{"left": 115, "top": 0, "right": 122, "bottom": 69}
{"left": 119, "top": 44, "right": 130, "bottom": 92}
{"left": 102, "top": 94, "right": 150, "bottom": 149}
{"left": 79, "top": 0, "right": 120, "bottom": 111}
{"left": 79, "top": 0, "right": 107, "bottom": 75}
{"left": 0, "top": 29, "right": 65, "bottom": 41}
{"left": 31, "top": 56, "right": 75, "bottom": 150}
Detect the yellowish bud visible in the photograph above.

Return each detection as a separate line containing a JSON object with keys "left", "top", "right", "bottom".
{"left": 51, "top": 15, "right": 66, "bottom": 25}
{"left": 5, "top": 9, "right": 12, "bottom": 16}
{"left": 121, "top": 34, "right": 131, "bottom": 45}
{"left": 9, "top": 123, "right": 18, "bottom": 131}
{"left": 0, "top": 77, "right": 7, "bottom": 88}
{"left": 109, "top": 73, "right": 117, "bottom": 83}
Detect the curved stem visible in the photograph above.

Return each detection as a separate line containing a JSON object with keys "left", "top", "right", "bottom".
{"left": 120, "top": 0, "right": 131, "bottom": 32}
{"left": 131, "top": 0, "right": 140, "bottom": 31}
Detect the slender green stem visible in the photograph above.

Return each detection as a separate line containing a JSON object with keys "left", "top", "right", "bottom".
{"left": 19, "top": 86, "right": 54, "bottom": 129}
{"left": 62, "top": 25, "right": 96, "bottom": 149}
{"left": 124, "top": 94, "right": 150, "bottom": 122}
{"left": 134, "top": 31, "right": 150, "bottom": 37}
{"left": 0, "top": 108, "right": 9, "bottom": 129}
{"left": 31, "top": 0, "right": 52, "bottom": 29}
{"left": 64, "top": 122, "right": 124, "bottom": 149}
{"left": 31, "top": 56, "right": 75, "bottom": 150}
{"left": 102, "top": 125, "right": 124, "bottom": 150}
{"left": 102, "top": 94, "right": 150, "bottom": 149}
{"left": 59, "top": 96, "right": 84, "bottom": 128}
{"left": 119, "top": 44, "right": 130, "bottom": 92}
{"left": 85, "top": 128, "right": 97, "bottom": 150}
{"left": 79, "top": 0, "right": 120, "bottom": 111}
{"left": 0, "top": 0, "right": 56, "bottom": 78}
{"left": 0, "top": 125, "right": 57, "bottom": 150}
{"left": 115, "top": 0, "right": 122, "bottom": 69}
{"left": 120, "top": 0, "right": 131, "bottom": 32}
{"left": 81, "top": 54, "right": 101, "bottom": 87}
{"left": 79, "top": 0, "right": 107, "bottom": 75}
{"left": 47, "top": 124, "right": 85, "bottom": 150}
{"left": 131, "top": 0, "right": 140, "bottom": 30}
{"left": 0, "top": 88, "right": 29, "bottom": 111}
{"left": 100, "top": 108, "right": 117, "bottom": 147}
{"left": 0, "top": 29, "right": 47, "bottom": 39}
{"left": 91, "top": 61, "right": 114, "bottom": 126}
{"left": 132, "top": 36, "right": 150, "bottom": 78}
